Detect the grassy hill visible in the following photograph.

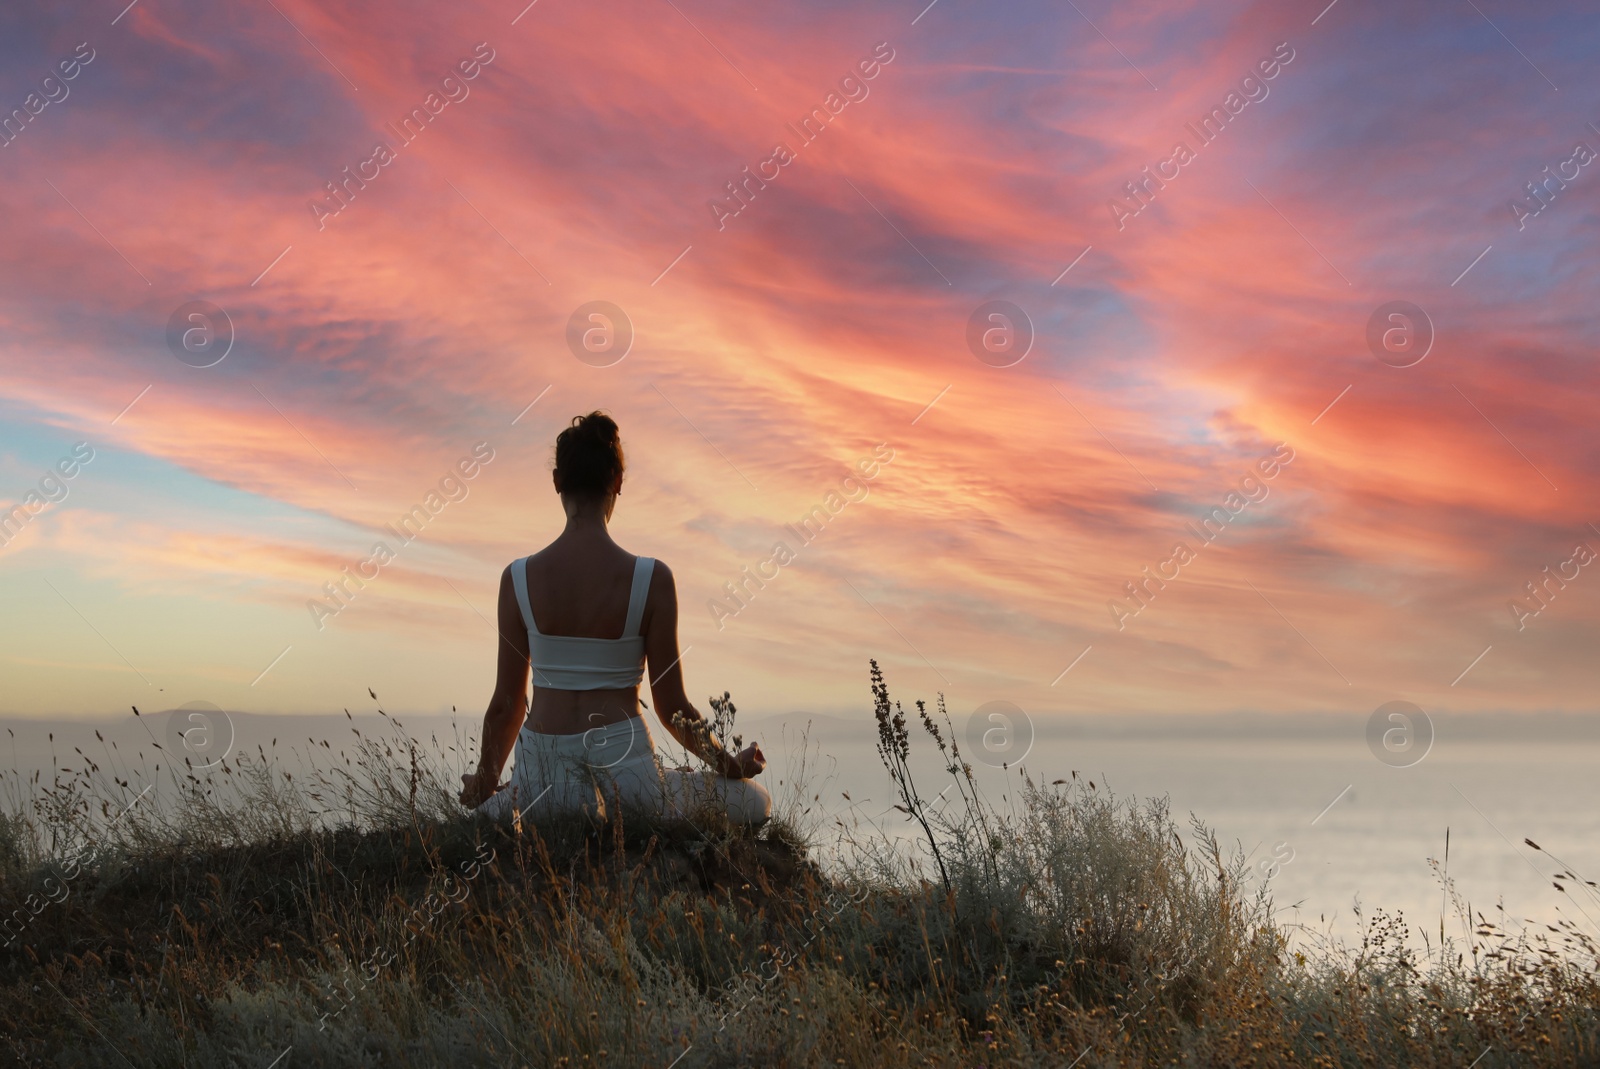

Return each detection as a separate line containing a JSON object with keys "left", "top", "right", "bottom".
{"left": 1, "top": 667, "right": 1597, "bottom": 1068}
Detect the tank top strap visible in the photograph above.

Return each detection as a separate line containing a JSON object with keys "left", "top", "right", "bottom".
{"left": 510, "top": 556, "right": 539, "bottom": 636}
{"left": 623, "top": 556, "right": 655, "bottom": 638}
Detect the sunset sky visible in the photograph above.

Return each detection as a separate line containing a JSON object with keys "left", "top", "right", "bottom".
{"left": 2, "top": 0, "right": 1597, "bottom": 723}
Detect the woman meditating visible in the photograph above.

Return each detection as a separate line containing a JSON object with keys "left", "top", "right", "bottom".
{"left": 459, "top": 411, "right": 771, "bottom": 826}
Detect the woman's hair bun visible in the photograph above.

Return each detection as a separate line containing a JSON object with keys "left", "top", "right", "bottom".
{"left": 554, "top": 411, "right": 625, "bottom": 497}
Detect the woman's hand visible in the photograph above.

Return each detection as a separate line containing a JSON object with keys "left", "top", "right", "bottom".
{"left": 718, "top": 742, "right": 765, "bottom": 780}
{"left": 459, "top": 769, "right": 503, "bottom": 809}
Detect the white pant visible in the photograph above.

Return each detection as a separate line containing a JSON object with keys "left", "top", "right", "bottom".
{"left": 477, "top": 714, "right": 771, "bottom": 827}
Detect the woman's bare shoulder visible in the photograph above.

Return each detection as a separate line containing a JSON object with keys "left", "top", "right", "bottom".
{"left": 642, "top": 558, "right": 676, "bottom": 618}
{"left": 519, "top": 540, "right": 569, "bottom": 569}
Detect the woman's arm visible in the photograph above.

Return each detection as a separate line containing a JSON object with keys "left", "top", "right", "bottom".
{"left": 460, "top": 565, "right": 532, "bottom": 807}
{"left": 642, "top": 561, "right": 763, "bottom": 779}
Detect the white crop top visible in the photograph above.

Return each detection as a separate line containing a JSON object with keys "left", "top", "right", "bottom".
{"left": 511, "top": 555, "right": 654, "bottom": 691}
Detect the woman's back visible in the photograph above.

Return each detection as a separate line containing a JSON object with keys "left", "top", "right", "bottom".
{"left": 518, "top": 538, "right": 654, "bottom": 734}
{"left": 521, "top": 539, "right": 641, "bottom": 640}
